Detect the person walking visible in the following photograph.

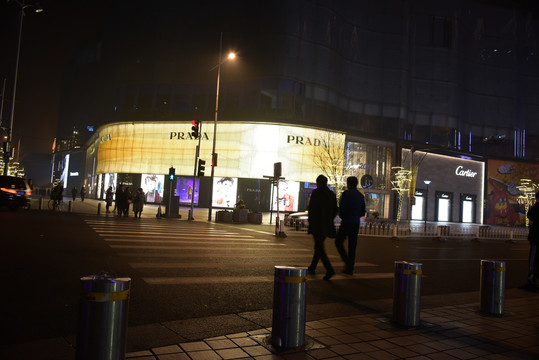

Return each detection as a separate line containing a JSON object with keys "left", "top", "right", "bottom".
{"left": 80, "top": 187, "right": 86, "bottom": 202}
{"left": 71, "top": 187, "right": 77, "bottom": 202}
{"left": 307, "top": 175, "right": 338, "bottom": 281}
{"left": 526, "top": 192, "right": 539, "bottom": 290}
{"left": 105, "top": 186, "right": 114, "bottom": 213}
{"left": 133, "top": 188, "right": 146, "bottom": 218}
{"left": 335, "top": 176, "right": 366, "bottom": 275}
{"left": 123, "top": 187, "right": 132, "bottom": 217}
{"left": 116, "top": 185, "right": 125, "bottom": 215}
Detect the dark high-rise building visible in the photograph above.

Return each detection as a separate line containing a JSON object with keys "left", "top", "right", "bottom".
{"left": 59, "top": 0, "right": 539, "bottom": 160}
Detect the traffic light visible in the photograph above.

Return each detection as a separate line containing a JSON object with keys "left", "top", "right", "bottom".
{"left": 197, "top": 159, "right": 206, "bottom": 177}
{"left": 168, "top": 167, "right": 176, "bottom": 181}
{"left": 191, "top": 120, "right": 200, "bottom": 139}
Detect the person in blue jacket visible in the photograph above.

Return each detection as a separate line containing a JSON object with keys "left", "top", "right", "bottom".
{"left": 335, "top": 176, "right": 366, "bottom": 275}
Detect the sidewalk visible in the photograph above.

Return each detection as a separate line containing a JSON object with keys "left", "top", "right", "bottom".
{"left": 3, "top": 290, "right": 538, "bottom": 360}
{"left": 121, "top": 290, "right": 539, "bottom": 360}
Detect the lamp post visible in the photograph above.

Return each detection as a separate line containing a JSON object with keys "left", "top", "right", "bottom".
{"left": 208, "top": 32, "right": 235, "bottom": 221}
{"left": 423, "top": 180, "right": 431, "bottom": 232}
{"left": 4, "top": 0, "right": 42, "bottom": 175}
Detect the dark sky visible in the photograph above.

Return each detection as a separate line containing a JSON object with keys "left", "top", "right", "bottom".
{"left": 0, "top": 0, "right": 108, "bottom": 163}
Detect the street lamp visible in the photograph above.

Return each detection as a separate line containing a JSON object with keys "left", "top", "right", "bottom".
{"left": 3, "top": 0, "right": 43, "bottom": 175}
{"left": 208, "top": 32, "right": 236, "bottom": 221}
{"left": 423, "top": 180, "right": 431, "bottom": 232}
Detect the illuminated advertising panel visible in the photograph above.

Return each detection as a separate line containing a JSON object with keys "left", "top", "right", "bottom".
{"left": 59, "top": 154, "right": 70, "bottom": 190}
{"left": 91, "top": 122, "right": 345, "bottom": 183}
{"left": 96, "top": 174, "right": 103, "bottom": 200}
{"left": 103, "top": 173, "right": 117, "bottom": 199}
{"left": 212, "top": 177, "right": 238, "bottom": 208}
{"left": 141, "top": 174, "right": 164, "bottom": 203}
{"left": 177, "top": 177, "right": 200, "bottom": 205}
{"left": 485, "top": 159, "right": 539, "bottom": 226}
{"left": 272, "top": 180, "right": 300, "bottom": 212}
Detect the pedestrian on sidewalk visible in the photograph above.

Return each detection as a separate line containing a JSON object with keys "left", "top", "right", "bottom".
{"left": 335, "top": 176, "right": 366, "bottom": 275}
{"left": 105, "top": 186, "right": 114, "bottom": 213}
{"left": 307, "top": 174, "right": 338, "bottom": 281}
{"left": 71, "top": 187, "right": 77, "bottom": 201}
{"left": 133, "top": 188, "right": 145, "bottom": 218}
{"left": 116, "top": 185, "right": 125, "bottom": 215}
{"left": 526, "top": 192, "right": 539, "bottom": 290}
{"left": 124, "top": 187, "right": 133, "bottom": 217}
{"left": 80, "top": 187, "right": 86, "bottom": 202}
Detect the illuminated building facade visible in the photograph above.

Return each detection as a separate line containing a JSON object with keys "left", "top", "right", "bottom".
{"left": 85, "top": 121, "right": 394, "bottom": 216}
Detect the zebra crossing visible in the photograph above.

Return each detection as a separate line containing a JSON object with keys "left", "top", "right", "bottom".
{"left": 84, "top": 218, "right": 393, "bottom": 284}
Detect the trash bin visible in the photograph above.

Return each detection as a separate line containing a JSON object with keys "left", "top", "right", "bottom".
{"left": 271, "top": 266, "right": 307, "bottom": 349}
{"left": 479, "top": 260, "right": 505, "bottom": 316}
{"left": 392, "top": 261, "right": 422, "bottom": 327}
{"left": 77, "top": 274, "right": 131, "bottom": 360}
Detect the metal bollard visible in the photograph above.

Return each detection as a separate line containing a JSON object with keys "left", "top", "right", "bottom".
{"left": 392, "top": 261, "right": 422, "bottom": 327}
{"left": 97, "top": 203, "right": 101, "bottom": 215}
{"left": 38, "top": 197, "right": 43, "bottom": 210}
{"left": 479, "top": 260, "right": 505, "bottom": 316}
{"left": 272, "top": 266, "right": 307, "bottom": 349}
{"left": 69, "top": 200, "right": 73, "bottom": 212}
{"left": 77, "top": 274, "right": 131, "bottom": 360}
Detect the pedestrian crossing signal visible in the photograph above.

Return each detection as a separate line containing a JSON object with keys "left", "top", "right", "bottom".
{"left": 169, "top": 167, "right": 176, "bottom": 181}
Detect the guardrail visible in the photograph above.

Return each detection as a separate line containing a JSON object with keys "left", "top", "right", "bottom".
{"left": 285, "top": 218, "right": 529, "bottom": 240}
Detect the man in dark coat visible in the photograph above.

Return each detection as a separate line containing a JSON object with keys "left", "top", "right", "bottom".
{"left": 526, "top": 192, "right": 539, "bottom": 290}
{"left": 335, "top": 176, "right": 366, "bottom": 275}
{"left": 308, "top": 175, "right": 338, "bottom": 280}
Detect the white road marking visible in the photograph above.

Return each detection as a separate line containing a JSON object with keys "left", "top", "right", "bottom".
{"left": 143, "top": 272, "right": 394, "bottom": 285}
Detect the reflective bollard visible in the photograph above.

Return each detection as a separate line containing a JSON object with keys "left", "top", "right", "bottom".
{"left": 480, "top": 260, "right": 505, "bottom": 316}
{"left": 97, "top": 203, "right": 101, "bottom": 215}
{"left": 272, "top": 266, "right": 307, "bottom": 349}
{"left": 392, "top": 261, "right": 422, "bottom": 327}
{"left": 77, "top": 274, "right": 131, "bottom": 360}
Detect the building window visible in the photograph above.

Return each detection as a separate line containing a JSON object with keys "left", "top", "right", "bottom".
{"left": 432, "top": 16, "right": 453, "bottom": 48}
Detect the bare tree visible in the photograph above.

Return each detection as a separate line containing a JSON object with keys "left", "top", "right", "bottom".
{"left": 391, "top": 166, "right": 410, "bottom": 222}
{"left": 311, "top": 132, "right": 347, "bottom": 199}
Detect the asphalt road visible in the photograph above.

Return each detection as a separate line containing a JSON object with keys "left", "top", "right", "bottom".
{"left": 1, "top": 209, "right": 530, "bottom": 346}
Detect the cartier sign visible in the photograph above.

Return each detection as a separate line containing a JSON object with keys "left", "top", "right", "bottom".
{"left": 455, "top": 165, "right": 477, "bottom": 178}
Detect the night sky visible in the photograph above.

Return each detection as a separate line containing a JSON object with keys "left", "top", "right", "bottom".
{"left": 0, "top": 0, "right": 109, "bottom": 182}
{"left": 0, "top": 1, "right": 270, "bottom": 184}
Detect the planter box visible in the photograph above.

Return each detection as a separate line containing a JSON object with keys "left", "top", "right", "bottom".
{"left": 216, "top": 210, "right": 233, "bottom": 222}
{"left": 248, "top": 212, "right": 263, "bottom": 224}
{"left": 233, "top": 208, "right": 249, "bottom": 223}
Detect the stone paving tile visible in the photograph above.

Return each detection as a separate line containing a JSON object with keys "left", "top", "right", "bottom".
{"left": 361, "top": 349, "right": 399, "bottom": 359}
{"left": 157, "top": 353, "right": 191, "bottom": 360}
{"left": 326, "top": 344, "right": 357, "bottom": 356}
{"left": 231, "top": 337, "right": 259, "bottom": 347}
{"left": 227, "top": 332, "right": 250, "bottom": 339}
{"left": 207, "top": 338, "right": 239, "bottom": 350}
{"left": 368, "top": 339, "right": 399, "bottom": 351}
{"left": 243, "top": 345, "right": 272, "bottom": 357}
{"left": 348, "top": 342, "right": 379, "bottom": 353}
{"left": 385, "top": 346, "right": 419, "bottom": 358}
{"left": 253, "top": 354, "right": 284, "bottom": 360}
{"left": 153, "top": 345, "right": 183, "bottom": 354}
{"left": 180, "top": 341, "right": 212, "bottom": 352}
{"left": 216, "top": 347, "right": 250, "bottom": 359}
{"left": 188, "top": 350, "right": 223, "bottom": 360}
{"left": 305, "top": 348, "right": 339, "bottom": 359}
{"left": 314, "top": 336, "right": 342, "bottom": 346}
{"left": 127, "top": 350, "right": 155, "bottom": 358}
{"left": 343, "top": 354, "right": 377, "bottom": 360}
